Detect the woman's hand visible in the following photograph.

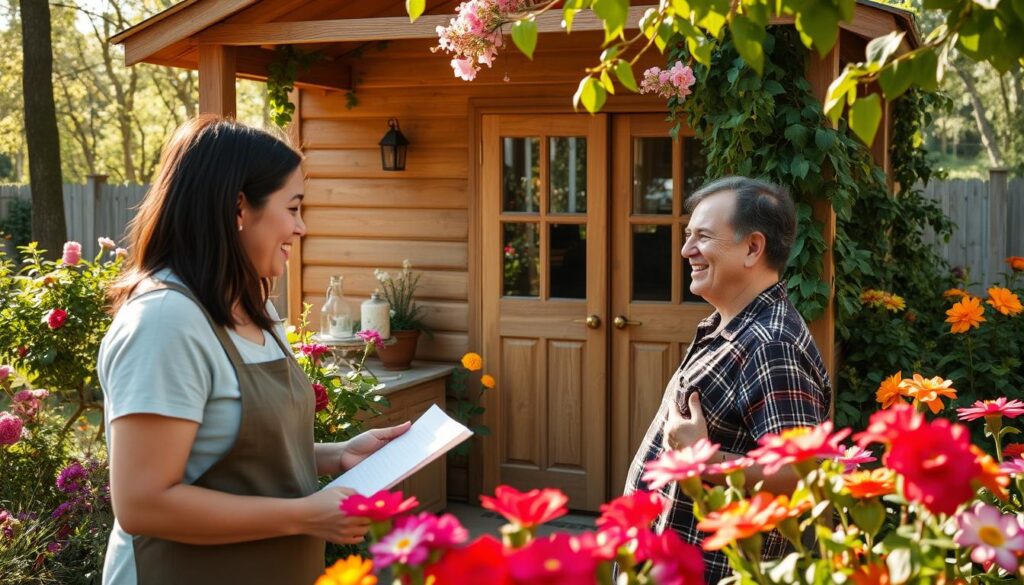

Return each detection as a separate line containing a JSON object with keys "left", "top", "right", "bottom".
{"left": 338, "top": 421, "right": 412, "bottom": 471}
{"left": 297, "top": 487, "right": 371, "bottom": 544}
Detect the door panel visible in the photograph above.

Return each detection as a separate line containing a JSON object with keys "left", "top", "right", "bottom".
{"left": 482, "top": 114, "right": 608, "bottom": 511}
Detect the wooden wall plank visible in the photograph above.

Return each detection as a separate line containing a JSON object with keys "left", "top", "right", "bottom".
{"left": 306, "top": 295, "right": 469, "bottom": 332}
{"left": 303, "top": 237, "right": 467, "bottom": 269}
{"left": 303, "top": 207, "right": 468, "bottom": 240}
{"left": 301, "top": 118, "right": 468, "bottom": 149}
{"left": 303, "top": 266, "right": 469, "bottom": 300}
{"left": 304, "top": 148, "right": 467, "bottom": 179}
{"left": 305, "top": 178, "right": 467, "bottom": 209}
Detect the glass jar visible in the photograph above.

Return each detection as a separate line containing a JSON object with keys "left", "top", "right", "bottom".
{"left": 360, "top": 291, "right": 390, "bottom": 340}
{"left": 320, "top": 275, "right": 353, "bottom": 339}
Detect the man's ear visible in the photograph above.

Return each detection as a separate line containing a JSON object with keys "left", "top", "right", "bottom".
{"left": 744, "top": 231, "right": 767, "bottom": 268}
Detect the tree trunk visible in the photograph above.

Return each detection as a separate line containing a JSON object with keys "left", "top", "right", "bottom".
{"left": 20, "top": 0, "right": 66, "bottom": 257}
{"left": 955, "top": 63, "right": 1004, "bottom": 167}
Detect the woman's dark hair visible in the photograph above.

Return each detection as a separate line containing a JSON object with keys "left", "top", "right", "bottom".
{"left": 684, "top": 176, "right": 796, "bottom": 276}
{"left": 108, "top": 115, "right": 302, "bottom": 330}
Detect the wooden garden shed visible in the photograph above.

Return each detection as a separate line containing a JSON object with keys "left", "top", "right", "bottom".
{"left": 112, "top": 0, "right": 917, "bottom": 511}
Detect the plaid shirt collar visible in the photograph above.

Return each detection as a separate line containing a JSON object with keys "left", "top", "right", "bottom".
{"left": 695, "top": 280, "right": 789, "bottom": 343}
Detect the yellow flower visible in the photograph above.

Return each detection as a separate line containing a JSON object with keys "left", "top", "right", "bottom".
{"left": 875, "top": 371, "right": 906, "bottom": 409}
{"left": 945, "top": 296, "right": 986, "bottom": 334}
{"left": 859, "top": 289, "right": 885, "bottom": 307}
{"left": 316, "top": 555, "right": 377, "bottom": 585}
{"left": 901, "top": 373, "right": 957, "bottom": 414}
{"left": 461, "top": 352, "right": 483, "bottom": 371}
{"left": 943, "top": 288, "right": 968, "bottom": 301}
{"left": 987, "top": 287, "right": 1023, "bottom": 317}
{"left": 481, "top": 374, "right": 496, "bottom": 389}
{"left": 880, "top": 294, "right": 905, "bottom": 312}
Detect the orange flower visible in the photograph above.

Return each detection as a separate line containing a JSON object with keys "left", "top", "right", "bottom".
{"left": 945, "top": 296, "right": 986, "bottom": 334}
{"left": 875, "top": 371, "right": 907, "bottom": 409}
{"left": 481, "top": 374, "right": 496, "bottom": 389}
{"left": 943, "top": 288, "right": 968, "bottom": 301}
{"left": 970, "top": 445, "right": 1009, "bottom": 501}
{"left": 461, "top": 352, "right": 483, "bottom": 371}
{"left": 901, "top": 373, "right": 957, "bottom": 414}
{"left": 696, "top": 492, "right": 800, "bottom": 551}
{"left": 860, "top": 289, "right": 885, "bottom": 306}
{"left": 851, "top": 562, "right": 891, "bottom": 585}
{"left": 880, "top": 294, "right": 905, "bottom": 312}
{"left": 843, "top": 468, "right": 896, "bottom": 499}
{"left": 1007, "top": 256, "right": 1024, "bottom": 272}
{"left": 316, "top": 555, "right": 377, "bottom": 585}
{"left": 987, "top": 287, "right": 1023, "bottom": 316}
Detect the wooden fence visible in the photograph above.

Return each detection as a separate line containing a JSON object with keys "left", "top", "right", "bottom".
{"left": 0, "top": 176, "right": 147, "bottom": 259}
{"left": 921, "top": 170, "right": 1024, "bottom": 291}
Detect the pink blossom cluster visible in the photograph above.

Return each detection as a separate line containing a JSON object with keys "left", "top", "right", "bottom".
{"left": 299, "top": 343, "right": 331, "bottom": 365}
{"left": 640, "top": 61, "right": 697, "bottom": 101}
{"left": 955, "top": 502, "right": 1024, "bottom": 572}
{"left": 61, "top": 241, "right": 82, "bottom": 265}
{"left": 0, "top": 412, "right": 24, "bottom": 446}
{"left": 434, "top": 0, "right": 532, "bottom": 81}
{"left": 11, "top": 388, "right": 49, "bottom": 421}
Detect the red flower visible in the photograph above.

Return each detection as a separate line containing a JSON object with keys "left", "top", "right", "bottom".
{"left": 885, "top": 418, "right": 980, "bottom": 515}
{"left": 46, "top": 308, "right": 68, "bottom": 330}
{"left": 338, "top": 490, "right": 418, "bottom": 522}
{"left": 16, "top": 346, "right": 28, "bottom": 358}
{"left": 595, "top": 491, "right": 666, "bottom": 531}
{"left": 426, "top": 535, "right": 511, "bottom": 585}
{"left": 1004, "top": 443, "right": 1024, "bottom": 459}
{"left": 313, "top": 383, "right": 329, "bottom": 412}
{"left": 300, "top": 343, "right": 331, "bottom": 364}
{"left": 506, "top": 533, "right": 597, "bottom": 585}
{"left": 854, "top": 402, "right": 923, "bottom": 448}
{"left": 635, "top": 529, "right": 705, "bottom": 585}
{"left": 479, "top": 485, "right": 568, "bottom": 529}
{"left": 574, "top": 527, "right": 629, "bottom": 561}
{"left": 747, "top": 422, "right": 849, "bottom": 476}
{"left": 957, "top": 398, "right": 1024, "bottom": 422}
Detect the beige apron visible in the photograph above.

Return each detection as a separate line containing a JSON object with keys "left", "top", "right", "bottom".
{"left": 131, "top": 281, "right": 324, "bottom": 585}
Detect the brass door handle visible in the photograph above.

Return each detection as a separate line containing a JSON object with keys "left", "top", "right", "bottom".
{"left": 613, "top": 315, "right": 642, "bottom": 329}
{"left": 572, "top": 315, "right": 602, "bottom": 329}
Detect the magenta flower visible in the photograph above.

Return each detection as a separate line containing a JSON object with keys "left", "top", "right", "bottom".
{"left": 641, "top": 438, "right": 719, "bottom": 491}
{"left": 506, "top": 533, "right": 598, "bottom": 585}
{"left": 57, "top": 462, "right": 88, "bottom": 494}
{"left": 97, "top": 237, "right": 116, "bottom": 250}
{"left": 312, "top": 383, "right": 329, "bottom": 412}
{"left": 12, "top": 389, "right": 47, "bottom": 420}
{"left": 957, "top": 398, "right": 1024, "bottom": 422}
{"left": 357, "top": 329, "right": 385, "bottom": 350}
{"left": 635, "top": 529, "right": 705, "bottom": 585}
{"left": 1001, "top": 458, "right": 1024, "bottom": 476}
{"left": 395, "top": 512, "right": 468, "bottom": 550}
{"left": 479, "top": 485, "right": 568, "bottom": 529}
{"left": 596, "top": 491, "right": 666, "bottom": 531}
{"left": 369, "top": 522, "right": 430, "bottom": 567}
{"left": 299, "top": 343, "right": 330, "bottom": 364}
{"left": 748, "top": 422, "right": 850, "bottom": 476}
{"left": 575, "top": 527, "right": 629, "bottom": 561}
{"left": 61, "top": 241, "right": 82, "bottom": 265}
{"left": 339, "top": 489, "right": 419, "bottom": 522}
{"left": 834, "top": 445, "right": 877, "bottom": 472}
{"left": 955, "top": 502, "right": 1024, "bottom": 572}
{"left": 0, "top": 412, "right": 24, "bottom": 446}
{"left": 46, "top": 308, "right": 69, "bottom": 330}
{"left": 0, "top": 364, "right": 11, "bottom": 380}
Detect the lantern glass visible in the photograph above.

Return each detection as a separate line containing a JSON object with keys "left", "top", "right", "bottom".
{"left": 379, "top": 118, "right": 410, "bottom": 171}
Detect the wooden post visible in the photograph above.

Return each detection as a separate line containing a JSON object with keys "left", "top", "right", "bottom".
{"left": 199, "top": 44, "right": 237, "bottom": 117}
{"left": 84, "top": 174, "right": 106, "bottom": 258}
{"left": 988, "top": 168, "right": 1009, "bottom": 288}
{"left": 286, "top": 88, "right": 303, "bottom": 325}
{"left": 805, "top": 48, "right": 839, "bottom": 387}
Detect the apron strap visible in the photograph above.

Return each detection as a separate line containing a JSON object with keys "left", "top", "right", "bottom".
{"left": 150, "top": 280, "right": 247, "bottom": 368}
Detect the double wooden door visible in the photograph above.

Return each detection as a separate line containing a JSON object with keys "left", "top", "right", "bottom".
{"left": 481, "top": 113, "right": 711, "bottom": 511}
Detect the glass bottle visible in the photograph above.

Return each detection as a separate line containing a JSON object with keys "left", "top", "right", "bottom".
{"left": 320, "top": 276, "right": 353, "bottom": 339}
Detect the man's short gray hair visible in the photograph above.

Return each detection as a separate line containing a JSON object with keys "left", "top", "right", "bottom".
{"left": 684, "top": 176, "right": 796, "bottom": 275}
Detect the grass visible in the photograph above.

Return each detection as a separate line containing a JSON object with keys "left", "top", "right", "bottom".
{"left": 928, "top": 152, "right": 993, "bottom": 180}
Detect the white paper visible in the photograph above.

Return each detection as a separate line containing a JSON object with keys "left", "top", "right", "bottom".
{"left": 324, "top": 404, "right": 472, "bottom": 495}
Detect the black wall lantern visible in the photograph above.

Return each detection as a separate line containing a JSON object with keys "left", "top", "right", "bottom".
{"left": 379, "top": 118, "right": 409, "bottom": 171}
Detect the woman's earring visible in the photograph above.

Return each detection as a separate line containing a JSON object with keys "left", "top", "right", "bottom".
{"left": 238, "top": 224, "right": 243, "bottom": 232}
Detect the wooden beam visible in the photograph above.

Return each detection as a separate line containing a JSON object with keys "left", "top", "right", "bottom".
{"left": 839, "top": 3, "right": 898, "bottom": 42}
{"left": 121, "top": 0, "right": 256, "bottom": 66}
{"left": 234, "top": 47, "right": 352, "bottom": 91}
{"left": 287, "top": 87, "right": 304, "bottom": 326}
{"left": 196, "top": 6, "right": 659, "bottom": 45}
{"left": 199, "top": 44, "right": 236, "bottom": 117}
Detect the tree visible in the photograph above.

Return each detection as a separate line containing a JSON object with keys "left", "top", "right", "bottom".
{"left": 416, "top": 0, "right": 1024, "bottom": 147}
{"left": 20, "top": 0, "right": 65, "bottom": 257}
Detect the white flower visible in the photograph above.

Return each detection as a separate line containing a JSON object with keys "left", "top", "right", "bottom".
{"left": 374, "top": 269, "right": 390, "bottom": 283}
{"left": 402, "top": 259, "right": 412, "bottom": 270}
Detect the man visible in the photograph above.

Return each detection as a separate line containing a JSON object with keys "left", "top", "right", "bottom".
{"left": 624, "top": 176, "right": 831, "bottom": 584}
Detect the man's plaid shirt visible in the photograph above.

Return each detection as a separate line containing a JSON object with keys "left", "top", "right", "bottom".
{"left": 624, "top": 281, "right": 831, "bottom": 584}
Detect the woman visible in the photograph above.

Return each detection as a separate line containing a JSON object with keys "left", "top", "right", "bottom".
{"left": 99, "top": 115, "right": 408, "bottom": 585}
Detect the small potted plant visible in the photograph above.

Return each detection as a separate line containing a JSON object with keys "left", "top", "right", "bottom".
{"left": 373, "top": 260, "right": 431, "bottom": 370}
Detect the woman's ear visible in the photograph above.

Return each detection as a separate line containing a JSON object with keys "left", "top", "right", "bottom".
{"left": 744, "top": 231, "right": 767, "bottom": 268}
{"left": 237, "top": 192, "right": 247, "bottom": 231}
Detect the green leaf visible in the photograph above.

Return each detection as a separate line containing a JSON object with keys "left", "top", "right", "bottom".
{"left": 791, "top": 156, "right": 810, "bottom": 180}
{"left": 814, "top": 128, "right": 836, "bottom": 151}
{"left": 784, "top": 124, "right": 809, "bottom": 147}
{"left": 593, "top": 0, "right": 628, "bottom": 40}
{"left": 849, "top": 93, "right": 882, "bottom": 145}
{"left": 688, "top": 35, "right": 715, "bottom": 65}
{"left": 511, "top": 18, "right": 538, "bottom": 60}
{"left": 866, "top": 31, "right": 905, "bottom": 67}
{"left": 795, "top": 2, "right": 840, "bottom": 57}
{"left": 878, "top": 57, "right": 915, "bottom": 100}
{"left": 406, "top": 0, "right": 425, "bottom": 22}
{"left": 730, "top": 15, "right": 765, "bottom": 76}
{"left": 850, "top": 501, "right": 885, "bottom": 537}
{"left": 824, "top": 67, "right": 861, "bottom": 125}
{"left": 600, "top": 70, "right": 616, "bottom": 94}
{"left": 911, "top": 48, "right": 939, "bottom": 91}
{"left": 614, "top": 60, "right": 638, "bottom": 92}
{"left": 574, "top": 76, "right": 607, "bottom": 113}
{"left": 562, "top": 0, "right": 592, "bottom": 32}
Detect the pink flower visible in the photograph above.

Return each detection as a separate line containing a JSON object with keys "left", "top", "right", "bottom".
{"left": 635, "top": 529, "right": 705, "bottom": 585}
{"left": 575, "top": 527, "right": 629, "bottom": 561}
{"left": 885, "top": 417, "right": 980, "bottom": 515}
{"left": 0, "top": 412, "right": 24, "bottom": 446}
{"left": 706, "top": 456, "right": 755, "bottom": 476}
{"left": 641, "top": 438, "right": 719, "bottom": 491}
{"left": 452, "top": 57, "right": 477, "bottom": 81}
{"left": 748, "top": 422, "right": 849, "bottom": 476}
{"left": 1000, "top": 458, "right": 1024, "bottom": 476}
{"left": 97, "top": 237, "right": 116, "bottom": 250}
{"left": 834, "top": 445, "right": 877, "bottom": 472}
{"left": 854, "top": 401, "right": 923, "bottom": 447}
{"left": 357, "top": 329, "right": 385, "bottom": 350}
{"left": 506, "top": 533, "right": 598, "bottom": 585}
{"left": 56, "top": 462, "right": 88, "bottom": 494}
{"left": 954, "top": 502, "right": 1024, "bottom": 572}
{"left": 596, "top": 491, "right": 666, "bottom": 531}
{"left": 46, "top": 308, "right": 69, "bottom": 330}
{"left": 957, "top": 398, "right": 1024, "bottom": 421}
{"left": 479, "top": 485, "right": 568, "bottom": 529}
{"left": 61, "top": 241, "right": 81, "bottom": 265}
{"left": 370, "top": 521, "right": 430, "bottom": 567}
{"left": 0, "top": 365, "right": 11, "bottom": 380}
{"left": 11, "top": 389, "right": 47, "bottom": 420}
{"left": 299, "top": 343, "right": 330, "bottom": 364}
{"left": 339, "top": 489, "right": 419, "bottom": 522}
{"left": 396, "top": 512, "right": 468, "bottom": 550}
{"left": 114, "top": 247, "right": 128, "bottom": 259}
{"left": 313, "top": 383, "right": 329, "bottom": 412}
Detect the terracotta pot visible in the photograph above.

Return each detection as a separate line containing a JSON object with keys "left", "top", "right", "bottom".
{"left": 376, "top": 329, "right": 420, "bottom": 370}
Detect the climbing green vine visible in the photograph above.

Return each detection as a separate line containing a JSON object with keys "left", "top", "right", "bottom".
{"left": 667, "top": 27, "right": 957, "bottom": 429}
